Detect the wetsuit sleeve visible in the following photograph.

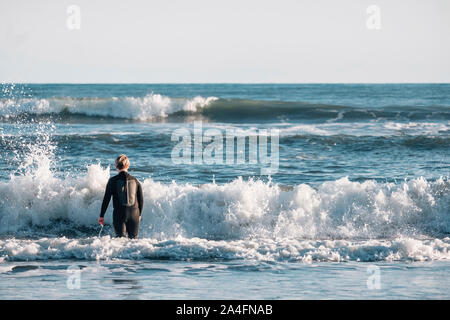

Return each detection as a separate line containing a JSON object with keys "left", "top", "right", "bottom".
{"left": 100, "top": 178, "right": 112, "bottom": 218}
{"left": 137, "top": 180, "right": 144, "bottom": 217}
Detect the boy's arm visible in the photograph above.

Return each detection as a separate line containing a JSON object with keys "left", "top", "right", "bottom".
{"left": 100, "top": 179, "right": 112, "bottom": 218}
{"left": 137, "top": 181, "right": 144, "bottom": 217}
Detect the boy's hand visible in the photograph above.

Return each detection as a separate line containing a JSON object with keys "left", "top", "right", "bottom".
{"left": 98, "top": 217, "right": 105, "bottom": 226}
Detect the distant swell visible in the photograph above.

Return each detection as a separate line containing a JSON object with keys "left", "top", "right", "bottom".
{"left": 0, "top": 94, "right": 218, "bottom": 121}
{"left": 1, "top": 95, "right": 450, "bottom": 122}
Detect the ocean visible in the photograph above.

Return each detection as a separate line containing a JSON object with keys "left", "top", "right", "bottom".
{"left": 0, "top": 83, "right": 449, "bottom": 299}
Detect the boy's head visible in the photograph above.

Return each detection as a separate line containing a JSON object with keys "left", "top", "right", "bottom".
{"left": 115, "top": 154, "right": 130, "bottom": 171}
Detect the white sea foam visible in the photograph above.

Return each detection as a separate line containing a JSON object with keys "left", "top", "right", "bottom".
{"left": 0, "top": 236, "right": 448, "bottom": 262}
{"left": 0, "top": 161, "right": 448, "bottom": 241}
{"left": 275, "top": 121, "right": 450, "bottom": 137}
{"left": 383, "top": 121, "right": 449, "bottom": 135}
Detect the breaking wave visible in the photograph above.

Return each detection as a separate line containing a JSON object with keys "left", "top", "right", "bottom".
{"left": 0, "top": 159, "right": 448, "bottom": 262}
{"left": 1, "top": 94, "right": 449, "bottom": 122}
{"left": 0, "top": 160, "right": 449, "bottom": 239}
{"left": 0, "top": 94, "right": 218, "bottom": 121}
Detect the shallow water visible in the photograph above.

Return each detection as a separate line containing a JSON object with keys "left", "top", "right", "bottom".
{"left": 1, "top": 259, "right": 449, "bottom": 299}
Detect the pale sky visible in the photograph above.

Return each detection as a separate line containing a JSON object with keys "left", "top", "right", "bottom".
{"left": 0, "top": 0, "right": 449, "bottom": 83}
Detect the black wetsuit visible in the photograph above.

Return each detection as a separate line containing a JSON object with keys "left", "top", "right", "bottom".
{"left": 100, "top": 171, "right": 144, "bottom": 239}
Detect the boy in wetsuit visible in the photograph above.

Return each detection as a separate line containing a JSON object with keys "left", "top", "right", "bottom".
{"left": 98, "top": 154, "right": 144, "bottom": 239}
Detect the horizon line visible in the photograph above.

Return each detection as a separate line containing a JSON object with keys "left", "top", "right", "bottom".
{"left": 3, "top": 82, "right": 450, "bottom": 85}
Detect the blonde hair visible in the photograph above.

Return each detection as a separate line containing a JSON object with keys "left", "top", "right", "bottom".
{"left": 115, "top": 154, "right": 130, "bottom": 170}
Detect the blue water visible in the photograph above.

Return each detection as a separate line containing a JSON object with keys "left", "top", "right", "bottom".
{"left": 0, "top": 83, "right": 449, "bottom": 299}
{"left": 1, "top": 260, "right": 449, "bottom": 299}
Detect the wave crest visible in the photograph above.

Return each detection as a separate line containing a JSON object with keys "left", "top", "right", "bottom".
{"left": 0, "top": 94, "right": 218, "bottom": 121}
{"left": 1, "top": 95, "right": 449, "bottom": 122}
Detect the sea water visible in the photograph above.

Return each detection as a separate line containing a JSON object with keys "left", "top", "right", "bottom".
{"left": 0, "top": 84, "right": 449, "bottom": 299}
